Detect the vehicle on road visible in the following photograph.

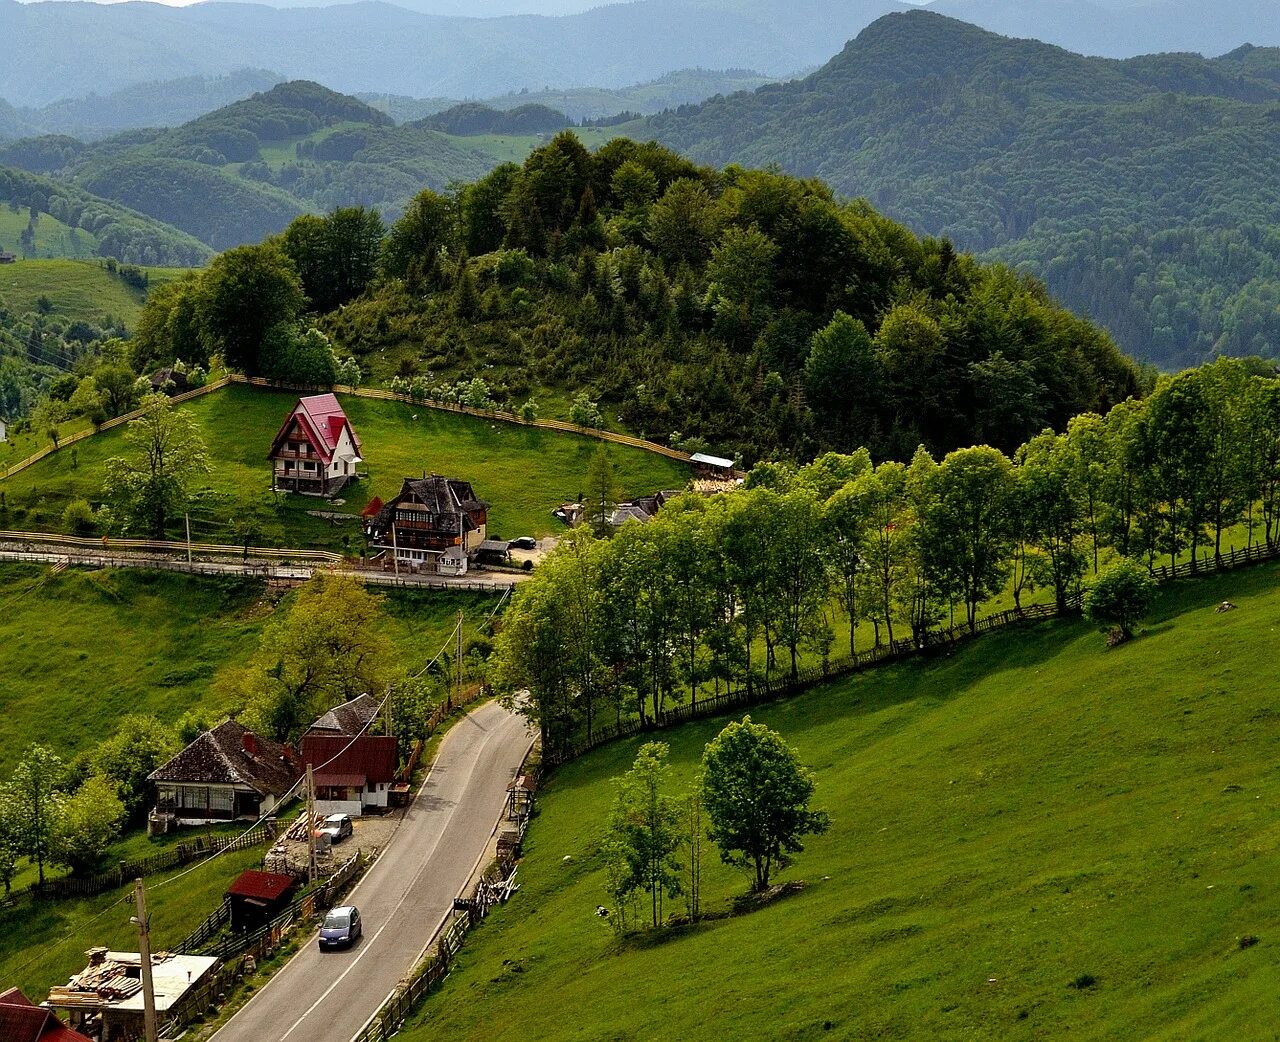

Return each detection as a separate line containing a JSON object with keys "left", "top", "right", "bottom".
{"left": 318, "top": 906, "right": 363, "bottom": 950}
{"left": 511, "top": 536, "right": 538, "bottom": 550}
{"left": 319, "top": 813, "right": 353, "bottom": 843}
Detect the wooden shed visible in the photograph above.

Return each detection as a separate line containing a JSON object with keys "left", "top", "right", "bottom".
{"left": 226, "top": 870, "right": 298, "bottom": 932}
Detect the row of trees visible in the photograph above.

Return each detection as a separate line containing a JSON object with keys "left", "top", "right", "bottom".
{"left": 604, "top": 720, "right": 828, "bottom": 930}
{"left": 496, "top": 356, "right": 1280, "bottom": 754}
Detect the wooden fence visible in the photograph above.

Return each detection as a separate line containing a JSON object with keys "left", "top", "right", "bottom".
{"left": 543, "top": 539, "right": 1280, "bottom": 769}
{"left": 350, "top": 818, "right": 528, "bottom": 1042}
{"left": 21, "top": 824, "right": 268, "bottom": 902}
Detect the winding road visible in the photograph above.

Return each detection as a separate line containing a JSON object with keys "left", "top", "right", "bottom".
{"left": 211, "top": 700, "right": 533, "bottom": 1042}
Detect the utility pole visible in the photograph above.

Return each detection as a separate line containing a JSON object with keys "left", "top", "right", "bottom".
{"left": 132, "top": 879, "right": 159, "bottom": 1042}
{"left": 306, "top": 762, "right": 317, "bottom": 886}
{"left": 184, "top": 512, "right": 192, "bottom": 563}
{"left": 391, "top": 522, "right": 400, "bottom": 577}
{"left": 453, "top": 610, "right": 464, "bottom": 709}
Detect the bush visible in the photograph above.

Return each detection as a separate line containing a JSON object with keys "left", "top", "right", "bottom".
{"left": 1084, "top": 558, "right": 1157, "bottom": 643}
{"left": 62, "top": 498, "right": 95, "bottom": 535}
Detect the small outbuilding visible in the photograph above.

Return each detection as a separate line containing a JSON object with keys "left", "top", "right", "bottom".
{"left": 226, "top": 870, "right": 298, "bottom": 932}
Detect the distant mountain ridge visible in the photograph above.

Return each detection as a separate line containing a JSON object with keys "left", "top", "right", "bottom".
{"left": 0, "top": 81, "right": 496, "bottom": 250}
{"left": 642, "top": 11, "right": 1280, "bottom": 366}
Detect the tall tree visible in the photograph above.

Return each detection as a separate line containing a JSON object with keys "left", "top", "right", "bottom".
{"left": 237, "top": 574, "right": 395, "bottom": 743}
{"left": 102, "top": 392, "right": 209, "bottom": 536}
{"left": 701, "top": 717, "right": 829, "bottom": 892}
{"left": 603, "top": 742, "right": 684, "bottom": 928}
{"left": 196, "top": 242, "right": 305, "bottom": 372}
{"left": 4, "top": 744, "right": 65, "bottom": 886}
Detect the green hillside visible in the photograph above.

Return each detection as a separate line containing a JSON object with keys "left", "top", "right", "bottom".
{"left": 403, "top": 563, "right": 1280, "bottom": 1041}
{"left": 0, "top": 82, "right": 498, "bottom": 251}
{"left": 0, "top": 258, "right": 182, "bottom": 326}
{"left": 0, "top": 382, "right": 691, "bottom": 545}
{"left": 0, "top": 163, "right": 210, "bottom": 266}
{"left": 0, "top": 564, "right": 489, "bottom": 777}
{"left": 644, "top": 12, "right": 1280, "bottom": 368}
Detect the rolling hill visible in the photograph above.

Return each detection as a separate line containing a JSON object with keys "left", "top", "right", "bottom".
{"left": 399, "top": 561, "right": 1280, "bottom": 1040}
{"left": 643, "top": 11, "right": 1280, "bottom": 367}
{"left": 0, "top": 82, "right": 501, "bottom": 250}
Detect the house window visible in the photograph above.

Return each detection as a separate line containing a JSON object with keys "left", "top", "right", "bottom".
{"left": 180, "top": 786, "right": 209, "bottom": 810}
{"left": 209, "top": 789, "right": 235, "bottom": 813}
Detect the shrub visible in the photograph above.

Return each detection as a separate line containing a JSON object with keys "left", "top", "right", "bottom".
{"left": 1084, "top": 558, "right": 1157, "bottom": 643}
{"left": 62, "top": 498, "right": 95, "bottom": 535}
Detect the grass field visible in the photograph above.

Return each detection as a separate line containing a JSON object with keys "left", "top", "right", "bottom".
{"left": 0, "top": 383, "right": 691, "bottom": 547}
{"left": 0, "top": 258, "right": 186, "bottom": 327}
{"left": 0, "top": 563, "right": 494, "bottom": 777}
{"left": 399, "top": 564, "right": 1280, "bottom": 1041}
{"left": 0, "top": 843, "right": 265, "bottom": 1000}
{"left": 0, "top": 210, "right": 99, "bottom": 259}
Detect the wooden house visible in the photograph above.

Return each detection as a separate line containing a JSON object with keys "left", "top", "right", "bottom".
{"left": 268, "top": 393, "right": 362, "bottom": 497}
{"left": 147, "top": 721, "right": 300, "bottom": 831}
{"left": 226, "top": 870, "right": 298, "bottom": 932}
{"left": 301, "top": 694, "right": 398, "bottom": 816}
{"left": 364, "top": 476, "right": 488, "bottom": 575}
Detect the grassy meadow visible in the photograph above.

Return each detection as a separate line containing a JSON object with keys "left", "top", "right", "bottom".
{"left": 0, "top": 258, "right": 186, "bottom": 326}
{"left": 0, "top": 563, "right": 495, "bottom": 777}
{"left": 0, "top": 843, "right": 266, "bottom": 1000}
{"left": 0, "top": 382, "right": 691, "bottom": 547}
{"left": 400, "top": 563, "right": 1280, "bottom": 1041}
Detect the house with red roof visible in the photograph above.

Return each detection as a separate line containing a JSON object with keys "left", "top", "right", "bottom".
{"left": 0, "top": 988, "right": 92, "bottom": 1042}
{"left": 268, "top": 393, "right": 363, "bottom": 497}
{"left": 300, "top": 694, "right": 399, "bottom": 817}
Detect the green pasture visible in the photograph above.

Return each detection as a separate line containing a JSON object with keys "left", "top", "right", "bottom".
{"left": 0, "top": 382, "right": 691, "bottom": 547}
{"left": 401, "top": 564, "right": 1280, "bottom": 1041}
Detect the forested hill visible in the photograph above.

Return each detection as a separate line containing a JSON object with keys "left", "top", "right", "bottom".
{"left": 643, "top": 12, "right": 1280, "bottom": 368}
{"left": 139, "top": 134, "right": 1142, "bottom": 465}
{"left": 0, "top": 82, "right": 495, "bottom": 251}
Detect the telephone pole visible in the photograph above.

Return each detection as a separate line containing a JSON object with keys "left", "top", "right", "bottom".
{"left": 306, "top": 762, "right": 317, "bottom": 885}
{"left": 453, "top": 610, "right": 464, "bottom": 709}
{"left": 133, "top": 879, "right": 159, "bottom": 1042}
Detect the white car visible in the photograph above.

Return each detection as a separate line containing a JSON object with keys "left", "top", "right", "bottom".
{"left": 318, "top": 813, "right": 353, "bottom": 843}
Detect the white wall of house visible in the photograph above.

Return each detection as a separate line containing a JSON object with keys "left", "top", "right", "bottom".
{"left": 315, "top": 782, "right": 389, "bottom": 818}
{"left": 328, "top": 426, "right": 360, "bottom": 478}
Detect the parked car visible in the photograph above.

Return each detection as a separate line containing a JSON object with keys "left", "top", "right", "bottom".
{"left": 318, "top": 905, "right": 363, "bottom": 950}
{"left": 319, "top": 813, "right": 353, "bottom": 844}
{"left": 511, "top": 536, "right": 538, "bottom": 550}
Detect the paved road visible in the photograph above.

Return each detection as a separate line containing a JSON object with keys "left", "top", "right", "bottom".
{"left": 211, "top": 701, "right": 533, "bottom": 1042}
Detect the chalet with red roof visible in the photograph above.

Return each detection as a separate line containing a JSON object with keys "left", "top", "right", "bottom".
{"left": 300, "top": 693, "right": 398, "bottom": 816}
{"left": 268, "top": 393, "right": 363, "bottom": 496}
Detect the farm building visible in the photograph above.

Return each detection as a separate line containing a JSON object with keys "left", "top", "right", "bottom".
{"left": 0, "top": 987, "right": 92, "bottom": 1042}
{"left": 226, "top": 870, "right": 298, "bottom": 932}
{"left": 268, "top": 393, "right": 363, "bottom": 496}
{"left": 44, "top": 950, "right": 220, "bottom": 1042}
{"left": 147, "top": 720, "right": 300, "bottom": 831}
{"left": 301, "top": 694, "right": 398, "bottom": 817}
{"left": 364, "top": 475, "right": 488, "bottom": 575}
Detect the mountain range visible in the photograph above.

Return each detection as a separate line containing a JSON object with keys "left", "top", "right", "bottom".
{"left": 640, "top": 10, "right": 1280, "bottom": 366}
{"left": 2, "top": 0, "right": 1278, "bottom": 110}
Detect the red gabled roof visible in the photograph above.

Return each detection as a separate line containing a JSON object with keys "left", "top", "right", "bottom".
{"left": 299, "top": 734, "right": 398, "bottom": 785}
{"left": 267, "top": 394, "right": 361, "bottom": 466}
{"left": 227, "top": 870, "right": 297, "bottom": 902}
{"left": 0, "top": 989, "right": 93, "bottom": 1042}
{"left": 361, "top": 496, "right": 384, "bottom": 519}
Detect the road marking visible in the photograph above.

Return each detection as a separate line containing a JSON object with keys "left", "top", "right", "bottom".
{"left": 275, "top": 713, "right": 503, "bottom": 1041}
{"left": 211, "top": 702, "right": 508, "bottom": 1041}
